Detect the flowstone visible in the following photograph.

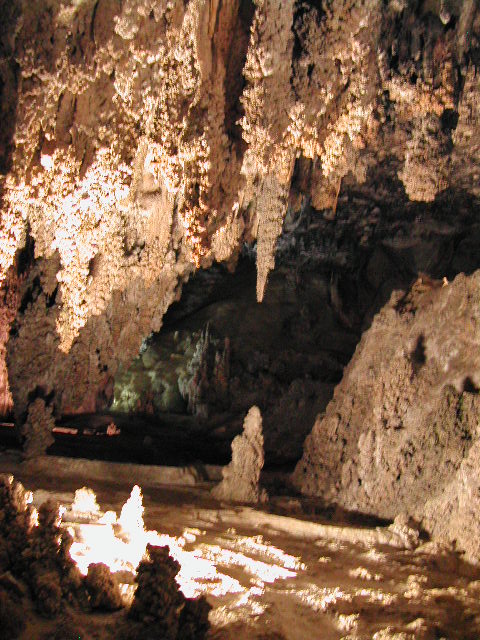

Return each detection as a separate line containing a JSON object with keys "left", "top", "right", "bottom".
{"left": 295, "top": 271, "right": 480, "bottom": 561}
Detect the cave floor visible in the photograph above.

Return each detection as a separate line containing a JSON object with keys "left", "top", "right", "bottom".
{"left": 2, "top": 452, "right": 480, "bottom": 640}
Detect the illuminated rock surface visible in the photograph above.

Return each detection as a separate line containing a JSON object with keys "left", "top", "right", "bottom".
{"left": 212, "top": 405, "right": 267, "bottom": 503}
{"left": 0, "top": 1, "right": 480, "bottom": 623}
{"left": 295, "top": 271, "right": 480, "bottom": 561}
{"left": 1, "top": 0, "right": 480, "bottom": 418}
{"left": 2, "top": 468, "right": 480, "bottom": 639}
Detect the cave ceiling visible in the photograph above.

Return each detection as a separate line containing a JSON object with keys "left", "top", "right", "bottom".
{"left": 0, "top": 0, "right": 479, "bottom": 417}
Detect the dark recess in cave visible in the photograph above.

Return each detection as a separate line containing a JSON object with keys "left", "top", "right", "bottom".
{"left": 2, "top": 163, "right": 480, "bottom": 473}
{"left": 223, "top": 0, "right": 255, "bottom": 153}
{"left": 56, "top": 172, "right": 480, "bottom": 472}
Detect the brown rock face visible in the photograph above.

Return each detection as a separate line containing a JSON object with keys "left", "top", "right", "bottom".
{"left": 0, "top": 1, "right": 479, "bottom": 420}
{"left": 0, "top": 0, "right": 480, "bottom": 559}
{"left": 294, "top": 271, "right": 480, "bottom": 561}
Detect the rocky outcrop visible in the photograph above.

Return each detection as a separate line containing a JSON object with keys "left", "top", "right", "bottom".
{"left": 84, "top": 563, "right": 123, "bottom": 611}
{"left": 0, "top": 475, "right": 84, "bottom": 620}
{"left": 0, "top": 264, "right": 23, "bottom": 416}
{"left": 0, "top": 1, "right": 479, "bottom": 420}
{"left": 294, "top": 270, "right": 480, "bottom": 561}
{"left": 128, "top": 544, "right": 211, "bottom": 640}
{"left": 213, "top": 405, "right": 267, "bottom": 503}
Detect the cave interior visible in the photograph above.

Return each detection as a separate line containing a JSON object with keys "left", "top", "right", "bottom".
{"left": 1, "top": 0, "right": 480, "bottom": 638}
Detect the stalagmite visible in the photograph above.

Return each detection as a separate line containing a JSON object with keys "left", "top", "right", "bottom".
{"left": 212, "top": 405, "right": 268, "bottom": 503}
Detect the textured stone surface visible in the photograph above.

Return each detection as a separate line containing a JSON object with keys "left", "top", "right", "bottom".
{"left": 21, "top": 398, "right": 55, "bottom": 459}
{"left": 0, "top": 474, "right": 84, "bottom": 620}
{"left": 0, "top": 0, "right": 480, "bottom": 560}
{"left": 212, "top": 405, "right": 267, "bottom": 503}
{"left": 84, "top": 562, "right": 122, "bottom": 611}
{"left": 113, "top": 262, "right": 347, "bottom": 465}
{"left": 128, "top": 544, "right": 211, "bottom": 640}
{"left": 0, "top": 0, "right": 479, "bottom": 420}
{"left": 294, "top": 270, "right": 480, "bottom": 561}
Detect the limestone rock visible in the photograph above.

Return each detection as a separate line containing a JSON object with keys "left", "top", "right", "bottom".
{"left": 0, "top": 1, "right": 479, "bottom": 419}
{"left": 295, "top": 271, "right": 480, "bottom": 561}
{"left": 0, "top": 586, "right": 25, "bottom": 640}
{"left": 128, "top": 544, "right": 210, "bottom": 640}
{"left": 21, "top": 398, "right": 55, "bottom": 460}
{"left": 212, "top": 405, "right": 267, "bottom": 503}
{"left": 85, "top": 563, "right": 122, "bottom": 611}
{"left": 0, "top": 0, "right": 480, "bottom": 567}
{"left": 0, "top": 475, "right": 83, "bottom": 619}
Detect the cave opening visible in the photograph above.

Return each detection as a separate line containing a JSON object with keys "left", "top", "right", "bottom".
{"left": 107, "top": 249, "right": 355, "bottom": 471}
{"left": 34, "top": 176, "right": 480, "bottom": 476}
{"left": 3, "top": 1, "right": 480, "bottom": 637}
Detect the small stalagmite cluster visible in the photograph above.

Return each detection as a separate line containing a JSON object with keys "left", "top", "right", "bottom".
{"left": 0, "top": 474, "right": 211, "bottom": 639}
{"left": 128, "top": 544, "right": 211, "bottom": 640}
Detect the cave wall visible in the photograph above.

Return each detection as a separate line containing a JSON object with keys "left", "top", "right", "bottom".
{"left": 0, "top": 1, "right": 479, "bottom": 533}
{"left": 0, "top": 1, "right": 478, "bottom": 415}
{"left": 110, "top": 186, "right": 480, "bottom": 468}
{"left": 294, "top": 270, "right": 480, "bottom": 561}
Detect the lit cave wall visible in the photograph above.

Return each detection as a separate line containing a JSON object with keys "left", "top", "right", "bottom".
{"left": 0, "top": 0, "right": 480, "bottom": 559}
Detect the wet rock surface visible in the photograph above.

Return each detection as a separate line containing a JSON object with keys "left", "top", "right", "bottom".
{"left": 2, "top": 465, "right": 480, "bottom": 640}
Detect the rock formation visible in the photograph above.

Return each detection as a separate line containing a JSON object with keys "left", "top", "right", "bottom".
{"left": 128, "top": 543, "right": 211, "bottom": 640}
{"left": 84, "top": 563, "right": 123, "bottom": 611}
{"left": 0, "top": 0, "right": 478, "bottom": 422}
{"left": 0, "top": 475, "right": 211, "bottom": 638}
{"left": 21, "top": 398, "right": 55, "bottom": 459}
{"left": 294, "top": 271, "right": 480, "bottom": 562}
{"left": 0, "top": 0, "right": 480, "bottom": 560}
{"left": 0, "top": 475, "right": 84, "bottom": 620}
{"left": 213, "top": 405, "right": 267, "bottom": 503}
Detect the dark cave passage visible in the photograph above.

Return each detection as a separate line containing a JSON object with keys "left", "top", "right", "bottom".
{"left": 39, "top": 182, "right": 480, "bottom": 472}
{"left": 2, "top": 182, "right": 478, "bottom": 471}
{"left": 107, "top": 256, "right": 355, "bottom": 470}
